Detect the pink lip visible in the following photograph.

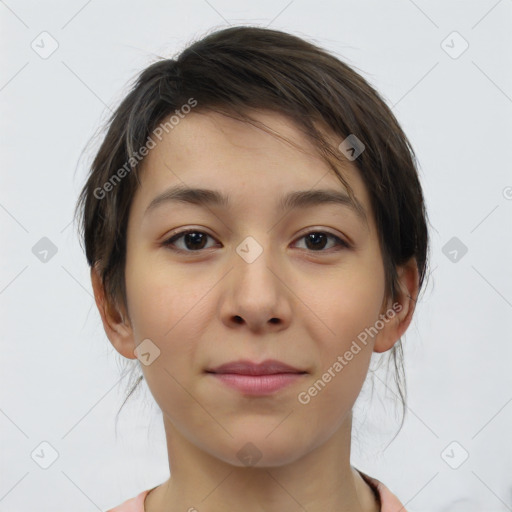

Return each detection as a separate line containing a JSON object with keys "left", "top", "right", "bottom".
{"left": 209, "top": 373, "right": 304, "bottom": 395}
{"left": 205, "top": 359, "right": 307, "bottom": 395}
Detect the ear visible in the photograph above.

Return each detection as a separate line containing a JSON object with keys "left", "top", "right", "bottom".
{"left": 90, "top": 264, "right": 137, "bottom": 360}
{"left": 373, "top": 257, "right": 420, "bottom": 353}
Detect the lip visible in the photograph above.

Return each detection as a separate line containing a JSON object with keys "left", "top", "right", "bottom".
{"left": 206, "top": 359, "right": 305, "bottom": 375}
{"left": 205, "top": 359, "right": 307, "bottom": 396}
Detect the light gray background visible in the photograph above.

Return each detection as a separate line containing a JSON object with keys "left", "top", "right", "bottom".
{"left": 1, "top": 1, "right": 511, "bottom": 511}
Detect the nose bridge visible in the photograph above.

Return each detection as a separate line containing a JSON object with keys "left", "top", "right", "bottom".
{"left": 234, "top": 234, "right": 279, "bottom": 299}
{"left": 222, "top": 234, "right": 291, "bottom": 330}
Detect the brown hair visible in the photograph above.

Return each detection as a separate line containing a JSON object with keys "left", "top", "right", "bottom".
{"left": 75, "top": 25, "right": 430, "bottom": 435}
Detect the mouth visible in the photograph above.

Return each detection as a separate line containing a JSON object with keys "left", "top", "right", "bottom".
{"left": 205, "top": 359, "right": 307, "bottom": 395}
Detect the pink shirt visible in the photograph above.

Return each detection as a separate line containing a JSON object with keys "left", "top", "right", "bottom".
{"left": 105, "top": 469, "right": 407, "bottom": 512}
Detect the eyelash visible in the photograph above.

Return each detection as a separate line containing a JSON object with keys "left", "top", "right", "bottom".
{"left": 161, "top": 229, "right": 351, "bottom": 254}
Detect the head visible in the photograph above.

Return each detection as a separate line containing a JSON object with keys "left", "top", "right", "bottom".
{"left": 75, "top": 26, "right": 430, "bottom": 460}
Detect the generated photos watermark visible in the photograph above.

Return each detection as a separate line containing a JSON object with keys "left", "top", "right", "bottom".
{"left": 297, "top": 301, "right": 403, "bottom": 405}
{"left": 93, "top": 97, "right": 198, "bottom": 200}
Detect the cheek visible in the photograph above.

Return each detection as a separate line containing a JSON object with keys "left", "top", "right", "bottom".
{"left": 124, "top": 260, "right": 213, "bottom": 415}
{"left": 124, "top": 252, "right": 222, "bottom": 380}
{"left": 296, "top": 287, "right": 378, "bottom": 434}
{"left": 125, "top": 253, "right": 210, "bottom": 340}
{"left": 309, "top": 261, "right": 385, "bottom": 349}
{"left": 298, "top": 255, "right": 385, "bottom": 404}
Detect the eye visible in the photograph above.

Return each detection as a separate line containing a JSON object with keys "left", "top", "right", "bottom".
{"left": 293, "top": 231, "right": 350, "bottom": 252}
{"left": 162, "top": 229, "right": 351, "bottom": 254}
{"left": 162, "top": 229, "right": 219, "bottom": 252}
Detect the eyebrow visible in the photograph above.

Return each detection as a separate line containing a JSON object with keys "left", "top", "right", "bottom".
{"left": 144, "top": 185, "right": 368, "bottom": 225}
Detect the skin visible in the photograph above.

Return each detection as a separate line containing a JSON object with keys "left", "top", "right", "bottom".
{"left": 91, "top": 110, "right": 419, "bottom": 512}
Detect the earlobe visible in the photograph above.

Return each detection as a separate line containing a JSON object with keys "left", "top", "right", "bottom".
{"left": 373, "top": 258, "right": 420, "bottom": 353}
{"left": 90, "top": 265, "right": 137, "bottom": 360}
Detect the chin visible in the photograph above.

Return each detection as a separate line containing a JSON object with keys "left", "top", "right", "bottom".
{"left": 203, "top": 429, "right": 311, "bottom": 468}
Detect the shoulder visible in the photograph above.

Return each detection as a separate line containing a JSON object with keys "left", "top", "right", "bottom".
{"left": 356, "top": 468, "right": 408, "bottom": 512}
{"left": 105, "top": 488, "right": 152, "bottom": 512}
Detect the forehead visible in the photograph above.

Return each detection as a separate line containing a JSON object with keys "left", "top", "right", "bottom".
{"left": 131, "top": 110, "right": 372, "bottom": 223}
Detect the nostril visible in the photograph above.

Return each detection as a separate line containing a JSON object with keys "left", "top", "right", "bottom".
{"left": 234, "top": 315, "right": 243, "bottom": 324}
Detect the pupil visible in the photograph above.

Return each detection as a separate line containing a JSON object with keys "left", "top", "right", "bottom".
{"left": 185, "top": 232, "right": 206, "bottom": 250}
{"left": 306, "top": 233, "right": 326, "bottom": 250}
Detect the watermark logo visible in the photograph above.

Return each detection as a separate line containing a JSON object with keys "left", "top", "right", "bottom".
{"left": 441, "top": 441, "right": 469, "bottom": 469}
{"left": 134, "top": 338, "right": 161, "bottom": 366}
{"left": 442, "top": 236, "right": 468, "bottom": 263}
{"left": 441, "top": 31, "right": 469, "bottom": 60}
{"left": 236, "top": 442, "right": 262, "bottom": 466}
{"left": 31, "top": 441, "right": 59, "bottom": 469}
{"left": 338, "top": 134, "right": 365, "bottom": 161}
{"left": 32, "top": 237, "right": 58, "bottom": 263}
{"left": 236, "top": 236, "right": 263, "bottom": 264}
{"left": 31, "top": 31, "right": 59, "bottom": 59}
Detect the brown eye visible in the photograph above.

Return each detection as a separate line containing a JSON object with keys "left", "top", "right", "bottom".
{"left": 162, "top": 230, "right": 217, "bottom": 252}
{"left": 294, "top": 231, "right": 350, "bottom": 252}
{"left": 161, "top": 229, "right": 350, "bottom": 254}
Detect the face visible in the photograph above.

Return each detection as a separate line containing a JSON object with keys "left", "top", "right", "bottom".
{"left": 117, "top": 110, "right": 398, "bottom": 467}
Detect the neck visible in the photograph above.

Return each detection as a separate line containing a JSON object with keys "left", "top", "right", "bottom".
{"left": 145, "top": 412, "right": 379, "bottom": 512}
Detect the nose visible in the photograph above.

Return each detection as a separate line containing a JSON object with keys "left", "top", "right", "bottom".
{"left": 219, "top": 242, "right": 292, "bottom": 333}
